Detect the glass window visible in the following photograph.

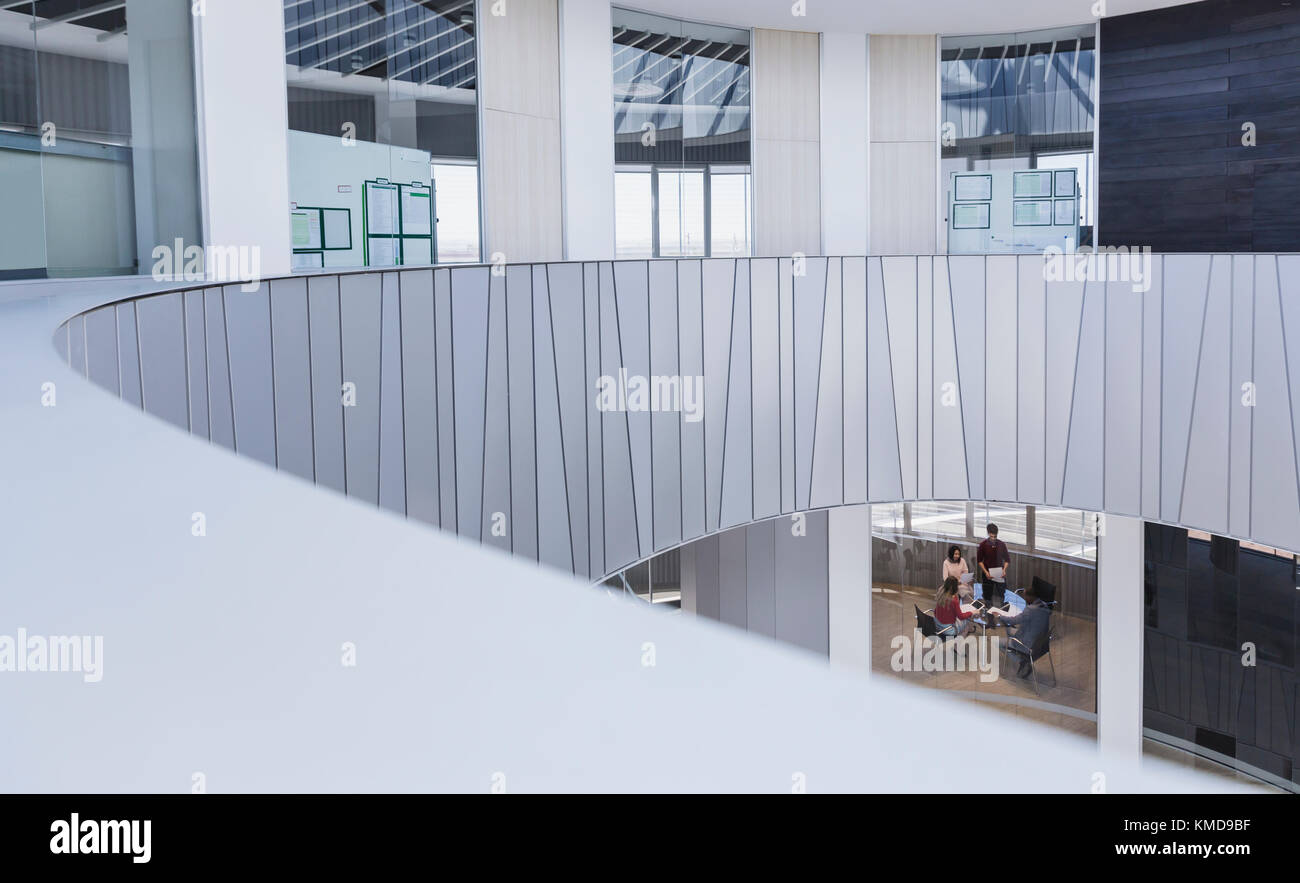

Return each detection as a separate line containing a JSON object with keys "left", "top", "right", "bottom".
{"left": 871, "top": 503, "right": 905, "bottom": 535}
{"left": 615, "top": 168, "right": 654, "bottom": 258}
{"left": 942, "top": 26, "right": 1097, "bottom": 254}
{"left": 709, "top": 167, "right": 752, "bottom": 257}
{"left": 657, "top": 168, "right": 706, "bottom": 256}
{"left": 0, "top": 1, "right": 201, "bottom": 279}
{"left": 612, "top": 8, "right": 751, "bottom": 258}
{"left": 431, "top": 162, "right": 480, "bottom": 264}
{"left": 1033, "top": 507, "right": 1096, "bottom": 561}
{"left": 974, "top": 503, "right": 1028, "bottom": 547}
{"left": 285, "top": 0, "right": 481, "bottom": 269}
{"left": 908, "top": 501, "right": 968, "bottom": 539}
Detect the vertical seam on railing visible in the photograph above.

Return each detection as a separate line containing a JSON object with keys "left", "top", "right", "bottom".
{"left": 376, "top": 273, "right": 384, "bottom": 504}
{"left": 717, "top": 259, "right": 738, "bottom": 529}
{"left": 182, "top": 292, "right": 192, "bottom": 433}
{"left": 611, "top": 262, "right": 641, "bottom": 560}
{"left": 546, "top": 263, "right": 576, "bottom": 573}
{"left": 397, "top": 271, "right": 408, "bottom": 516}
{"left": 269, "top": 280, "right": 280, "bottom": 469}
{"left": 1175, "top": 260, "right": 1213, "bottom": 523}
{"left": 479, "top": 269, "right": 491, "bottom": 543}
{"left": 805, "top": 259, "right": 828, "bottom": 509}
{"left": 338, "top": 279, "right": 347, "bottom": 495}
{"left": 305, "top": 280, "right": 317, "bottom": 482}
{"left": 135, "top": 301, "right": 147, "bottom": 414}
{"left": 647, "top": 259, "right": 654, "bottom": 552}
{"left": 1060, "top": 276, "right": 1090, "bottom": 507}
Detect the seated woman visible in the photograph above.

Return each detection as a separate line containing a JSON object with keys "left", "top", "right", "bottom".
{"left": 941, "top": 545, "right": 971, "bottom": 598}
{"left": 933, "top": 576, "right": 975, "bottom": 637}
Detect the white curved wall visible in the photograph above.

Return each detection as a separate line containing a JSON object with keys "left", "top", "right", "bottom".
{"left": 58, "top": 253, "right": 1300, "bottom": 583}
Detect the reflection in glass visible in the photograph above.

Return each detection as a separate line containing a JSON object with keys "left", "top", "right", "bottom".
{"left": 1143, "top": 524, "right": 1300, "bottom": 792}
{"left": 612, "top": 8, "right": 750, "bottom": 258}
{"left": 0, "top": 1, "right": 201, "bottom": 279}
{"left": 941, "top": 25, "right": 1097, "bottom": 253}
{"left": 284, "top": 0, "right": 481, "bottom": 268}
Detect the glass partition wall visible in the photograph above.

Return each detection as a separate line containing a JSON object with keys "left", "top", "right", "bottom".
{"left": 872, "top": 500, "right": 1098, "bottom": 736}
{"left": 0, "top": 0, "right": 201, "bottom": 279}
{"left": 611, "top": 8, "right": 752, "bottom": 258}
{"left": 284, "top": 0, "right": 481, "bottom": 269}
{"left": 1144, "top": 525, "right": 1300, "bottom": 792}
{"left": 941, "top": 25, "right": 1097, "bottom": 253}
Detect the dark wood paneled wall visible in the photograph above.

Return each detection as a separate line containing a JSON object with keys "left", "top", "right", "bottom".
{"left": 1099, "top": 0, "right": 1300, "bottom": 251}
{"left": 872, "top": 534, "right": 1098, "bottom": 621}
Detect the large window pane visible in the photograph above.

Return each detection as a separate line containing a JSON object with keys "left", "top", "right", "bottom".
{"left": 1033, "top": 507, "right": 1096, "bottom": 561}
{"left": 908, "top": 501, "right": 968, "bottom": 539}
{"left": 431, "top": 162, "right": 480, "bottom": 264}
{"left": 0, "top": 1, "right": 201, "bottom": 279}
{"left": 612, "top": 8, "right": 750, "bottom": 258}
{"left": 973, "top": 502, "right": 1028, "bottom": 547}
{"left": 657, "top": 168, "right": 705, "bottom": 256}
{"left": 615, "top": 168, "right": 653, "bottom": 258}
{"left": 709, "top": 167, "right": 751, "bottom": 257}
{"left": 942, "top": 25, "right": 1097, "bottom": 253}
{"left": 285, "top": 0, "right": 481, "bottom": 269}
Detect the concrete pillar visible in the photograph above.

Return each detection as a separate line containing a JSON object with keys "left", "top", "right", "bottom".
{"left": 828, "top": 504, "right": 871, "bottom": 673}
{"left": 1096, "top": 514, "right": 1145, "bottom": 763}
{"left": 819, "top": 33, "right": 868, "bottom": 256}
{"left": 192, "top": 0, "right": 293, "bottom": 277}
{"left": 559, "top": 0, "right": 615, "bottom": 261}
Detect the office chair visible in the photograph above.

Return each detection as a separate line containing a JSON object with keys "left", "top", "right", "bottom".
{"left": 913, "top": 604, "right": 959, "bottom": 677}
{"left": 1001, "top": 623, "right": 1058, "bottom": 695}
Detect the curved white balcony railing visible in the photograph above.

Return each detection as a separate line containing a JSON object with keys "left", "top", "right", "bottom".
{"left": 54, "top": 254, "right": 1300, "bottom": 578}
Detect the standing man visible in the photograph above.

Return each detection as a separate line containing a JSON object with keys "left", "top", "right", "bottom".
{"left": 977, "top": 523, "right": 1011, "bottom": 608}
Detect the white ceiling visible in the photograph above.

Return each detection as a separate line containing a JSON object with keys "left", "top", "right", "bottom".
{"left": 620, "top": 0, "right": 1199, "bottom": 35}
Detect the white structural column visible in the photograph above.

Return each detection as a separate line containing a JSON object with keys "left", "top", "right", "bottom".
{"left": 127, "top": 0, "right": 203, "bottom": 273}
{"left": 828, "top": 504, "right": 871, "bottom": 673}
{"left": 752, "top": 29, "right": 821, "bottom": 257}
{"left": 479, "top": 0, "right": 564, "bottom": 263}
{"left": 1096, "top": 515, "right": 1145, "bottom": 764}
{"left": 819, "top": 33, "right": 869, "bottom": 256}
{"left": 867, "top": 35, "right": 937, "bottom": 254}
{"left": 559, "top": 0, "right": 615, "bottom": 261}
{"left": 192, "top": 0, "right": 293, "bottom": 277}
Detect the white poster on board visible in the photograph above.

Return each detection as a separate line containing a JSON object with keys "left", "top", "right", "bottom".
{"left": 401, "top": 188, "right": 432, "bottom": 236}
{"left": 367, "top": 183, "right": 399, "bottom": 236}
{"left": 369, "top": 237, "right": 399, "bottom": 266}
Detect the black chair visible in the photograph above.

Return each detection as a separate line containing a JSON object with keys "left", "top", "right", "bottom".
{"left": 1002, "top": 621, "right": 1058, "bottom": 694}
{"left": 913, "top": 605, "right": 957, "bottom": 676}
{"left": 1031, "top": 576, "right": 1063, "bottom": 638}
{"left": 914, "top": 604, "right": 942, "bottom": 639}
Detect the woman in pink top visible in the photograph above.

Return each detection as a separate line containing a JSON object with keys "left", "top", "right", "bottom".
{"left": 942, "top": 545, "right": 970, "bottom": 597}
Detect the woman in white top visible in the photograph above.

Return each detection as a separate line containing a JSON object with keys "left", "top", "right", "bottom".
{"left": 942, "top": 545, "right": 971, "bottom": 599}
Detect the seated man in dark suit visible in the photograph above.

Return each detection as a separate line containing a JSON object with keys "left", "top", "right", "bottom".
{"left": 987, "top": 585, "right": 1051, "bottom": 678}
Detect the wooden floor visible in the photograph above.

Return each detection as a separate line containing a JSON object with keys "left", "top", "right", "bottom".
{"left": 872, "top": 581, "right": 1097, "bottom": 739}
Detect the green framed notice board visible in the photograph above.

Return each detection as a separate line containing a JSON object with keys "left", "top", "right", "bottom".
{"left": 292, "top": 206, "right": 353, "bottom": 269}
{"left": 363, "top": 178, "right": 434, "bottom": 267}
